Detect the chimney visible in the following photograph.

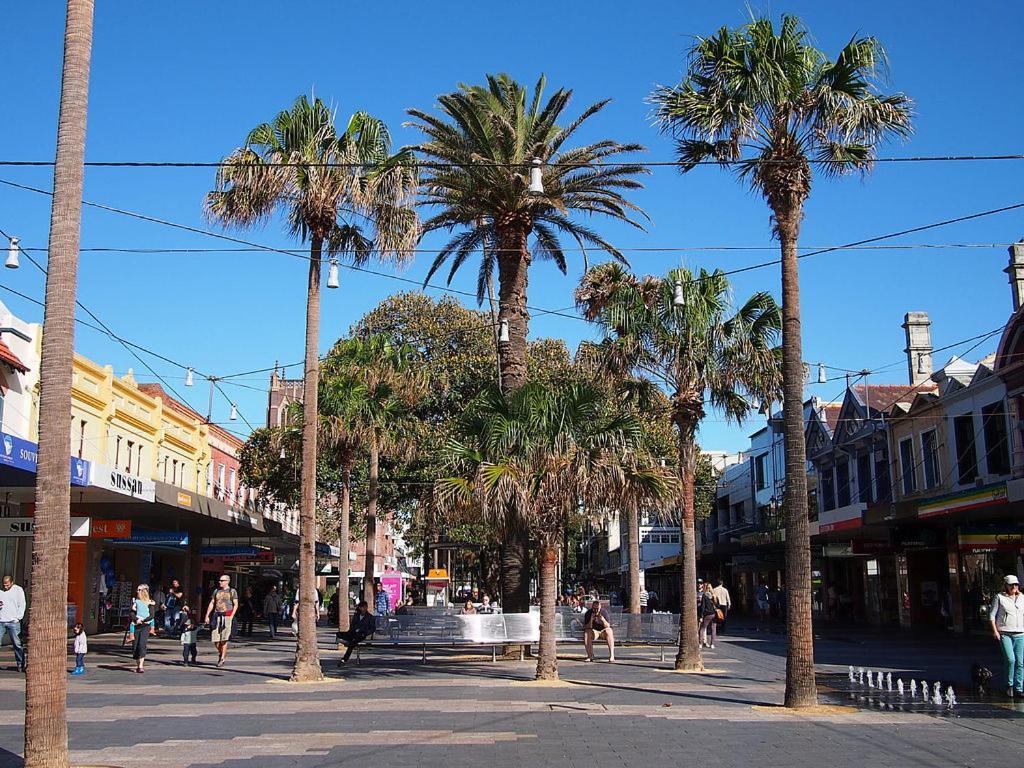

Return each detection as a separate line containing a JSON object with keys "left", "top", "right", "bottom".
{"left": 1005, "top": 241, "right": 1024, "bottom": 312}
{"left": 903, "top": 311, "right": 932, "bottom": 386}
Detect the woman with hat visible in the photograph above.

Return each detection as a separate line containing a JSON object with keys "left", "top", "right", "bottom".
{"left": 989, "top": 574, "right": 1024, "bottom": 698}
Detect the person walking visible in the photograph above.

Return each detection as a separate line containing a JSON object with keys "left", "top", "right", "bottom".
{"left": 0, "top": 575, "right": 27, "bottom": 672}
{"left": 755, "top": 580, "right": 770, "bottom": 628}
{"left": 990, "top": 574, "right": 1024, "bottom": 698}
{"left": 164, "top": 579, "right": 184, "bottom": 634}
{"left": 263, "top": 585, "right": 283, "bottom": 639}
{"left": 69, "top": 622, "right": 87, "bottom": 676}
{"left": 237, "top": 587, "right": 255, "bottom": 637}
{"left": 204, "top": 574, "right": 238, "bottom": 668}
{"left": 178, "top": 606, "right": 198, "bottom": 666}
{"left": 373, "top": 579, "right": 391, "bottom": 617}
{"left": 698, "top": 582, "right": 719, "bottom": 649}
{"left": 639, "top": 586, "right": 649, "bottom": 613}
{"left": 131, "top": 584, "right": 155, "bottom": 673}
{"left": 712, "top": 579, "right": 732, "bottom": 633}
{"left": 583, "top": 598, "right": 616, "bottom": 663}
{"left": 152, "top": 584, "right": 167, "bottom": 635}
{"left": 337, "top": 601, "right": 376, "bottom": 666}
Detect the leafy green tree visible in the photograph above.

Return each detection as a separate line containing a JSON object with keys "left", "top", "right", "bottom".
{"left": 436, "top": 382, "right": 676, "bottom": 679}
{"left": 407, "top": 74, "right": 647, "bottom": 613}
{"left": 577, "top": 263, "right": 781, "bottom": 671}
{"left": 207, "top": 96, "right": 419, "bottom": 681}
{"left": 651, "top": 16, "right": 911, "bottom": 704}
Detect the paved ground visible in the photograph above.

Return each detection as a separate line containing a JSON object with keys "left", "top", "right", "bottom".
{"left": 0, "top": 623, "right": 1020, "bottom": 766}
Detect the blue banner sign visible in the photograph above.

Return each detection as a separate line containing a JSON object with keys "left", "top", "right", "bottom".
{"left": 105, "top": 530, "right": 189, "bottom": 547}
{"left": 1, "top": 430, "right": 91, "bottom": 486}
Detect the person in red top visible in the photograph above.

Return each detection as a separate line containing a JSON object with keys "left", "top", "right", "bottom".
{"left": 204, "top": 574, "right": 238, "bottom": 668}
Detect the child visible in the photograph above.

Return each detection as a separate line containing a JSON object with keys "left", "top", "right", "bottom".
{"left": 178, "top": 605, "right": 198, "bottom": 666}
{"left": 70, "top": 623, "right": 87, "bottom": 676}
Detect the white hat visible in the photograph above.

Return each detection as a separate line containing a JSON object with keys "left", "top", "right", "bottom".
{"left": 1005, "top": 575, "right": 1020, "bottom": 585}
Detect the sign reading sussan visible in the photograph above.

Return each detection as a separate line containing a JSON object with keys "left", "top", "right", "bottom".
{"left": 1, "top": 516, "right": 90, "bottom": 538}
{"left": 89, "top": 463, "right": 155, "bottom": 502}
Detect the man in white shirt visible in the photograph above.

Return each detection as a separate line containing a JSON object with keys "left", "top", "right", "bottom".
{"left": 638, "top": 588, "right": 649, "bottom": 613}
{"left": 0, "top": 575, "right": 27, "bottom": 672}
{"left": 712, "top": 579, "right": 732, "bottom": 632}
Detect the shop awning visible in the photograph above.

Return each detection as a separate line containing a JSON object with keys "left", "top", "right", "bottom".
{"left": 155, "top": 481, "right": 266, "bottom": 534}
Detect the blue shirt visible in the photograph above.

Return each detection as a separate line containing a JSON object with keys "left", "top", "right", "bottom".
{"left": 134, "top": 598, "right": 153, "bottom": 624}
{"left": 375, "top": 591, "right": 390, "bottom": 615}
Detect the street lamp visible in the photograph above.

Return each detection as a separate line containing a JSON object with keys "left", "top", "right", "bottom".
{"left": 5, "top": 237, "right": 19, "bottom": 269}
{"left": 672, "top": 280, "right": 684, "bottom": 307}
{"left": 499, "top": 319, "right": 510, "bottom": 343}
{"left": 327, "top": 257, "right": 340, "bottom": 289}
{"left": 528, "top": 158, "right": 544, "bottom": 195}
{"left": 229, "top": 404, "right": 238, "bottom": 421}
{"left": 185, "top": 367, "right": 194, "bottom": 387}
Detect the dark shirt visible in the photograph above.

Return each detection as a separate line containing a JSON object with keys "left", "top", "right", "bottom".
{"left": 700, "top": 592, "right": 717, "bottom": 617}
{"left": 583, "top": 607, "right": 611, "bottom": 629}
{"left": 350, "top": 611, "right": 377, "bottom": 636}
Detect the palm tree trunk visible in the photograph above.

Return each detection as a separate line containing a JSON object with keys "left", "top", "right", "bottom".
{"left": 337, "top": 463, "right": 352, "bottom": 632}
{"left": 291, "top": 233, "right": 324, "bottom": 683}
{"left": 775, "top": 202, "right": 817, "bottom": 708}
{"left": 25, "top": 2, "right": 94, "bottom": 765}
{"left": 627, "top": 506, "right": 641, "bottom": 614}
{"left": 496, "top": 227, "right": 532, "bottom": 615}
{"left": 362, "top": 439, "right": 380, "bottom": 606}
{"left": 674, "top": 429, "right": 702, "bottom": 671}
{"left": 535, "top": 544, "right": 559, "bottom": 680}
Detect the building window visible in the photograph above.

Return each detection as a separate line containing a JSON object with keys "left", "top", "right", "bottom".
{"left": 136, "top": 444, "right": 143, "bottom": 476}
{"left": 114, "top": 435, "right": 121, "bottom": 467}
{"left": 954, "top": 412, "right": 978, "bottom": 485}
{"left": 218, "top": 463, "right": 226, "bottom": 496}
{"left": 921, "top": 429, "right": 940, "bottom": 489}
{"left": 125, "top": 440, "right": 134, "bottom": 473}
{"left": 899, "top": 437, "right": 917, "bottom": 494}
{"left": 172, "top": 459, "right": 178, "bottom": 485}
{"left": 821, "top": 464, "right": 836, "bottom": 512}
{"left": 836, "top": 460, "right": 851, "bottom": 507}
{"left": 856, "top": 452, "right": 873, "bottom": 504}
{"left": 229, "top": 468, "right": 237, "bottom": 500}
{"left": 754, "top": 454, "right": 767, "bottom": 490}
{"left": 162, "top": 456, "right": 168, "bottom": 482}
{"left": 982, "top": 401, "right": 1011, "bottom": 476}
{"left": 874, "top": 451, "right": 891, "bottom": 503}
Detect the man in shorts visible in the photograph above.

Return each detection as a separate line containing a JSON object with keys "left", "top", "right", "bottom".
{"left": 583, "top": 598, "right": 615, "bottom": 663}
{"left": 204, "top": 574, "right": 238, "bottom": 667}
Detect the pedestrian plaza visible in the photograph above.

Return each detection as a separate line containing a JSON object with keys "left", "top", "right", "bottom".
{"left": 0, "top": 624, "right": 1019, "bottom": 766}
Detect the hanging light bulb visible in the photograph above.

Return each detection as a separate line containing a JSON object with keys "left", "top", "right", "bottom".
{"left": 750, "top": 396, "right": 761, "bottom": 411}
{"left": 279, "top": 447, "right": 286, "bottom": 460}
{"left": 229, "top": 404, "right": 238, "bottom": 421}
{"left": 817, "top": 362, "right": 827, "bottom": 384}
{"left": 528, "top": 158, "right": 544, "bottom": 195}
{"left": 327, "top": 257, "right": 340, "bottom": 289}
{"left": 499, "top": 319, "right": 510, "bottom": 343}
{"left": 185, "top": 367, "right": 194, "bottom": 387}
{"left": 672, "top": 280, "right": 684, "bottom": 307}
{"left": 5, "top": 237, "right": 19, "bottom": 269}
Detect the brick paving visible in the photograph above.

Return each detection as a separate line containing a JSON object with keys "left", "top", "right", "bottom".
{"left": 0, "top": 625, "right": 1019, "bottom": 766}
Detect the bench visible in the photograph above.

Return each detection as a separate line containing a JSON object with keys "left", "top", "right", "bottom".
{"left": 337, "top": 610, "right": 680, "bottom": 663}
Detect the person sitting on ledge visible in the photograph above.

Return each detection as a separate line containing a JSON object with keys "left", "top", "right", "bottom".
{"left": 338, "top": 601, "right": 376, "bottom": 666}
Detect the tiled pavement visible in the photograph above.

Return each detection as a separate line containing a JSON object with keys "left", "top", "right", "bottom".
{"left": 0, "top": 626, "right": 1020, "bottom": 766}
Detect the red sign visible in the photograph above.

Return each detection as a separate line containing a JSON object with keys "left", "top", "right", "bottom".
{"left": 202, "top": 551, "right": 274, "bottom": 568}
{"left": 90, "top": 519, "right": 132, "bottom": 538}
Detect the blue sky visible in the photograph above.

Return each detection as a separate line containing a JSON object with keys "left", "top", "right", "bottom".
{"left": 1, "top": 1, "right": 1021, "bottom": 451}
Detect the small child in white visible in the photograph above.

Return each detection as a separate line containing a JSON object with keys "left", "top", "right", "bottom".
{"left": 179, "top": 605, "right": 198, "bottom": 666}
{"left": 70, "top": 623, "right": 87, "bottom": 676}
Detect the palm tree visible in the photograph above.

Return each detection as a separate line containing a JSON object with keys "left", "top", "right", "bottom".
{"left": 651, "top": 15, "right": 911, "bottom": 704}
{"left": 326, "top": 334, "right": 426, "bottom": 606}
{"left": 206, "top": 96, "right": 419, "bottom": 682}
{"left": 25, "top": 2, "right": 94, "bottom": 765}
{"left": 577, "top": 263, "right": 781, "bottom": 671}
{"left": 407, "top": 73, "right": 647, "bottom": 613}
{"left": 436, "top": 382, "right": 675, "bottom": 680}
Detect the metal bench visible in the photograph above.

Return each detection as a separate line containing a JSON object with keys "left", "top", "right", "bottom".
{"left": 338, "top": 611, "right": 680, "bottom": 663}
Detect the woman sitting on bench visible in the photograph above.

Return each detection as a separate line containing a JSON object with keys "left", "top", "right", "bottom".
{"left": 338, "top": 601, "right": 377, "bottom": 665}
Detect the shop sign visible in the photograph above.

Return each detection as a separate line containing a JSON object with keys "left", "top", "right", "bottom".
{"left": 89, "top": 463, "right": 155, "bottom": 502}
{"left": 1, "top": 432, "right": 90, "bottom": 486}
{"left": 202, "top": 550, "right": 274, "bottom": 568}
{"left": 852, "top": 540, "right": 893, "bottom": 555}
{"left": 818, "top": 502, "right": 865, "bottom": 534}
{"left": 177, "top": 491, "right": 192, "bottom": 507}
{"left": 90, "top": 519, "right": 132, "bottom": 538}
{"left": 823, "top": 543, "right": 856, "bottom": 557}
{"left": 0, "top": 431, "right": 36, "bottom": 472}
{"left": 740, "top": 529, "right": 784, "bottom": 547}
{"left": 958, "top": 530, "right": 1024, "bottom": 551}
{"left": 1, "top": 516, "right": 90, "bottom": 537}
{"left": 104, "top": 530, "right": 188, "bottom": 546}
{"left": 426, "top": 568, "right": 449, "bottom": 580}
{"left": 918, "top": 482, "right": 1008, "bottom": 519}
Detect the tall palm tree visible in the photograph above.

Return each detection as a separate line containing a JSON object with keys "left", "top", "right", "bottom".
{"left": 651, "top": 15, "right": 911, "bottom": 705}
{"left": 577, "top": 263, "right": 781, "bottom": 671}
{"left": 326, "top": 334, "right": 426, "bottom": 605}
{"left": 206, "top": 96, "right": 419, "bottom": 682}
{"left": 25, "top": 2, "right": 94, "bottom": 766}
{"left": 436, "top": 382, "right": 675, "bottom": 680}
{"left": 407, "top": 73, "right": 647, "bottom": 613}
